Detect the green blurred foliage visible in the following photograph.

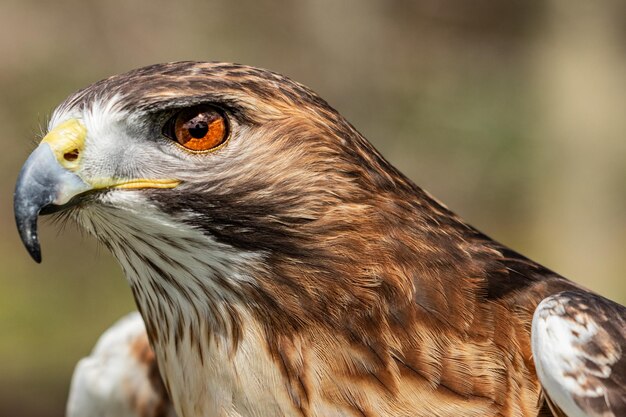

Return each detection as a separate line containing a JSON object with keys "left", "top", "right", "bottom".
{"left": 0, "top": 1, "right": 625, "bottom": 416}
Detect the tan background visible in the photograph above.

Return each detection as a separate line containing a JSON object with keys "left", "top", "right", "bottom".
{"left": 1, "top": 1, "right": 625, "bottom": 416}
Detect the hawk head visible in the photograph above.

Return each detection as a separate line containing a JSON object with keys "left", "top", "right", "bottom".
{"left": 14, "top": 61, "right": 443, "bottom": 338}
{"left": 17, "top": 62, "right": 589, "bottom": 417}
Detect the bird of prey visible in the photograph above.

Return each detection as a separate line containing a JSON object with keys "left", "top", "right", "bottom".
{"left": 13, "top": 61, "right": 626, "bottom": 417}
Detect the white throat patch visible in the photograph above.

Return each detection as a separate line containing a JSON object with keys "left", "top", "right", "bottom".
{"left": 71, "top": 191, "right": 292, "bottom": 416}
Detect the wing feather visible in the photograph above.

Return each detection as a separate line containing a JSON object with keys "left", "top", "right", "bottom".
{"left": 532, "top": 291, "right": 626, "bottom": 417}
{"left": 66, "top": 312, "right": 176, "bottom": 417}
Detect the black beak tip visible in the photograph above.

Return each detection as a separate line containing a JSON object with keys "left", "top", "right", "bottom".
{"left": 28, "top": 242, "right": 42, "bottom": 263}
{"left": 15, "top": 213, "right": 43, "bottom": 263}
{"left": 28, "top": 246, "right": 42, "bottom": 264}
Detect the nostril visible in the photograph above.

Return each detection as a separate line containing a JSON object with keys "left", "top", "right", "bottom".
{"left": 63, "top": 149, "right": 80, "bottom": 162}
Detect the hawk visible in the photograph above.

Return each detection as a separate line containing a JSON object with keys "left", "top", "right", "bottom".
{"left": 13, "top": 62, "right": 626, "bottom": 417}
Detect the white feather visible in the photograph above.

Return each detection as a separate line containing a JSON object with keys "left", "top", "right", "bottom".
{"left": 66, "top": 312, "right": 176, "bottom": 417}
{"left": 532, "top": 293, "right": 621, "bottom": 417}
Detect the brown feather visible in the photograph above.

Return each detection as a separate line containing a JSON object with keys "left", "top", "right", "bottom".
{"left": 52, "top": 61, "right": 614, "bottom": 416}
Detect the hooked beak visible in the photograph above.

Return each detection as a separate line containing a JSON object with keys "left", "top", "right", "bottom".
{"left": 14, "top": 119, "right": 179, "bottom": 263}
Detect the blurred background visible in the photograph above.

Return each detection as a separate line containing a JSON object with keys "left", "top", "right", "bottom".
{"left": 1, "top": 0, "right": 625, "bottom": 415}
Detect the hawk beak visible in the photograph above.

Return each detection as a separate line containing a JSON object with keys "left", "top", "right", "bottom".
{"left": 14, "top": 119, "right": 179, "bottom": 263}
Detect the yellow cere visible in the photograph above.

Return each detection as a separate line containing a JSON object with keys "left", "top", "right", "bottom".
{"left": 41, "top": 119, "right": 87, "bottom": 171}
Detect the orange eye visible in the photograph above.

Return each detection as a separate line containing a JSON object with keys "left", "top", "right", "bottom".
{"left": 166, "top": 105, "right": 228, "bottom": 151}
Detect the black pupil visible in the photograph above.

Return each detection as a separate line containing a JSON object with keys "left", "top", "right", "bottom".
{"left": 187, "top": 117, "right": 209, "bottom": 139}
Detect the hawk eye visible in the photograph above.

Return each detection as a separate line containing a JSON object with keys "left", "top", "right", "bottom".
{"left": 163, "top": 105, "right": 228, "bottom": 152}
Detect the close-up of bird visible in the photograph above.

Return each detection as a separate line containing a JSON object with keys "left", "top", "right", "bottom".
{"left": 12, "top": 61, "right": 626, "bottom": 417}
